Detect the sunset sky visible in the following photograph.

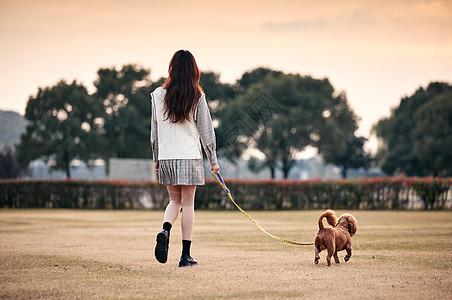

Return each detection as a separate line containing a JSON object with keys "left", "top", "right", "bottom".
{"left": 1, "top": 0, "right": 451, "bottom": 153}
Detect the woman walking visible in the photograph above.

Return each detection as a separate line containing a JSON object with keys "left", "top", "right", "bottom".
{"left": 150, "top": 50, "right": 220, "bottom": 267}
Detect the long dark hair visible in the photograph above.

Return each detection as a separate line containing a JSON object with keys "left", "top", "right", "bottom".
{"left": 162, "top": 50, "right": 203, "bottom": 123}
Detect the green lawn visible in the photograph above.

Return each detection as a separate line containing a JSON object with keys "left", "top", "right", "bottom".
{"left": 1, "top": 209, "right": 451, "bottom": 299}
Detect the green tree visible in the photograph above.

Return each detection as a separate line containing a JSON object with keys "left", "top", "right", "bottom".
{"left": 200, "top": 71, "right": 236, "bottom": 131}
{"left": 374, "top": 82, "right": 452, "bottom": 176}
{"left": 93, "top": 64, "right": 152, "bottom": 165}
{"left": 322, "top": 135, "right": 371, "bottom": 178}
{"left": 412, "top": 92, "right": 452, "bottom": 176}
{"left": 236, "top": 67, "right": 283, "bottom": 92}
{"left": 218, "top": 70, "right": 357, "bottom": 178}
{"left": 200, "top": 71, "right": 235, "bottom": 104}
{"left": 16, "top": 80, "right": 102, "bottom": 178}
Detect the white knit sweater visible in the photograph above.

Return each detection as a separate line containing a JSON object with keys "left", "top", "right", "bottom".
{"left": 151, "top": 87, "right": 202, "bottom": 160}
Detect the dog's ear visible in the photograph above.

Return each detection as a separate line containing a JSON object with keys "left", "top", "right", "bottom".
{"left": 347, "top": 215, "right": 357, "bottom": 237}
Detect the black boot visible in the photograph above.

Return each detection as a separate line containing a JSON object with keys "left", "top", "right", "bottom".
{"left": 155, "top": 230, "right": 169, "bottom": 263}
{"left": 179, "top": 254, "right": 198, "bottom": 267}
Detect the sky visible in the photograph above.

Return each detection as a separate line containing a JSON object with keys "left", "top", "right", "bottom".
{"left": 1, "top": 0, "right": 451, "bottom": 154}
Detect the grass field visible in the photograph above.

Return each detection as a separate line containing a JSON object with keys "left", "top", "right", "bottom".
{"left": 1, "top": 209, "right": 451, "bottom": 299}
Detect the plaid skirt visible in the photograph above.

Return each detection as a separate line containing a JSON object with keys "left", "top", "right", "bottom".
{"left": 158, "top": 159, "right": 205, "bottom": 185}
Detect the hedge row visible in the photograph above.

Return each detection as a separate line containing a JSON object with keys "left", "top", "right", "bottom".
{"left": 196, "top": 177, "right": 452, "bottom": 210}
{"left": 0, "top": 177, "right": 451, "bottom": 210}
{"left": 0, "top": 180, "right": 167, "bottom": 209}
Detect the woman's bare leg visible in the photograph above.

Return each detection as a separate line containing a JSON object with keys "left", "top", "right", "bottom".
{"left": 164, "top": 185, "right": 182, "bottom": 224}
{"left": 180, "top": 185, "right": 197, "bottom": 240}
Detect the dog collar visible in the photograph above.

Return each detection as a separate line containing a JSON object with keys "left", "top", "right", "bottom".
{"left": 335, "top": 224, "right": 348, "bottom": 234}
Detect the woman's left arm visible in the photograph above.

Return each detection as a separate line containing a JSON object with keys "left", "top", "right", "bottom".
{"left": 196, "top": 94, "right": 218, "bottom": 168}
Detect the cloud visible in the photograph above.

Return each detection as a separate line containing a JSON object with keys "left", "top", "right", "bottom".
{"left": 260, "top": 8, "right": 377, "bottom": 33}
{"left": 350, "top": 9, "right": 376, "bottom": 25}
{"left": 261, "top": 17, "right": 327, "bottom": 31}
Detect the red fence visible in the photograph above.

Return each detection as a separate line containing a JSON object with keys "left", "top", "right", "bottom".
{"left": 1, "top": 177, "right": 451, "bottom": 210}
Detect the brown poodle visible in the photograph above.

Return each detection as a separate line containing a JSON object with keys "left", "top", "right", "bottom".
{"left": 314, "top": 210, "right": 357, "bottom": 266}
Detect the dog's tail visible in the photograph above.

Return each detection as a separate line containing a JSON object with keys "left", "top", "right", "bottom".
{"left": 318, "top": 210, "right": 337, "bottom": 230}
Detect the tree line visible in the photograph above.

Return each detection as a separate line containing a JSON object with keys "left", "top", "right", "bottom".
{"left": 7, "top": 64, "right": 451, "bottom": 179}
{"left": 373, "top": 82, "right": 452, "bottom": 177}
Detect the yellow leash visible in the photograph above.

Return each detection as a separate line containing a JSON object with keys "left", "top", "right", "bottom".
{"left": 211, "top": 171, "right": 314, "bottom": 246}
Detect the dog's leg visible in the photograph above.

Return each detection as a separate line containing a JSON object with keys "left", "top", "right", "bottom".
{"left": 314, "top": 247, "right": 320, "bottom": 265}
{"left": 325, "top": 238, "right": 335, "bottom": 266}
{"left": 326, "top": 247, "right": 334, "bottom": 266}
{"left": 344, "top": 243, "right": 352, "bottom": 262}
{"left": 333, "top": 252, "right": 340, "bottom": 264}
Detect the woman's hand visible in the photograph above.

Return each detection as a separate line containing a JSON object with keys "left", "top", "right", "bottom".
{"left": 211, "top": 163, "right": 220, "bottom": 174}
{"left": 154, "top": 161, "right": 159, "bottom": 173}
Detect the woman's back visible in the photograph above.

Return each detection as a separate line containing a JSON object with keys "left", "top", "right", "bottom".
{"left": 151, "top": 86, "right": 203, "bottom": 160}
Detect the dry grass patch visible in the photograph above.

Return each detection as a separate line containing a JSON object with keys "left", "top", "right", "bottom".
{"left": 1, "top": 209, "right": 451, "bottom": 299}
